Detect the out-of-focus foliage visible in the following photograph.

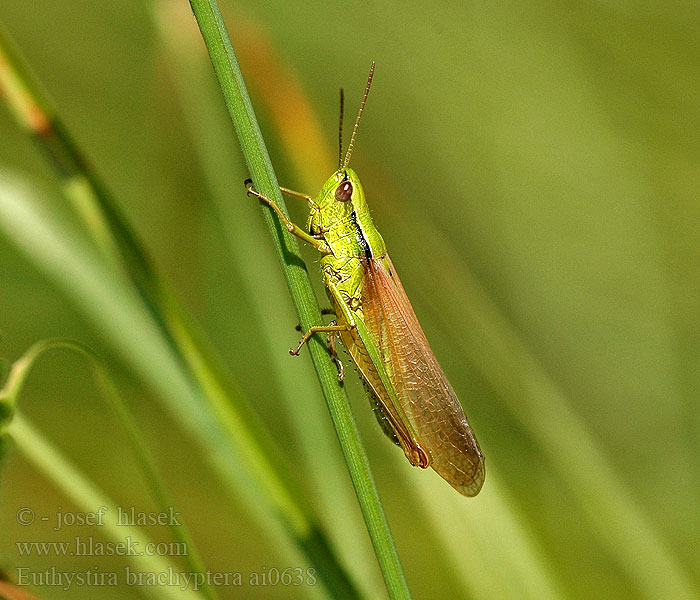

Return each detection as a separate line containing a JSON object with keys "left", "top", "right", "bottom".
{"left": 0, "top": 1, "right": 698, "bottom": 599}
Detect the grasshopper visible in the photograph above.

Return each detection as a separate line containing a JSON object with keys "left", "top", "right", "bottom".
{"left": 246, "top": 62, "right": 484, "bottom": 496}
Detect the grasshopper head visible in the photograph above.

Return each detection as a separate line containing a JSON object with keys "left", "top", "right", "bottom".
{"left": 313, "top": 166, "right": 386, "bottom": 258}
{"left": 317, "top": 167, "right": 365, "bottom": 210}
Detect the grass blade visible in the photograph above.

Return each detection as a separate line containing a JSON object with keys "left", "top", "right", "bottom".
{"left": 0, "top": 338, "right": 218, "bottom": 600}
{"left": 5, "top": 416, "right": 202, "bottom": 600}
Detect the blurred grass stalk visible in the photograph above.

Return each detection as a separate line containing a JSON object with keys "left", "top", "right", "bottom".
{"left": 185, "top": 1, "right": 411, "bottom": 598}
{"left": 0, "top": 19, "right": 361, "bottom": 600}
{"left": 10, "top": 415, "right": 201, "bottom": 600}
{"left": 0, "top": 339, "right": 214, "bottom": 600}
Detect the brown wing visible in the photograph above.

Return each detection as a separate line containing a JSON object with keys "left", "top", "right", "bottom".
{"left": 362, "top": 254, "right": 485, "bottom": 496}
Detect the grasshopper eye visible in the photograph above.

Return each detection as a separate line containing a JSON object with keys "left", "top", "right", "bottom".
{"left": 335, "top": 181, "right": 353, "bottom": 202}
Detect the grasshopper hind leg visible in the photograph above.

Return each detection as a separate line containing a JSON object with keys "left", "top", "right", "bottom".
{"left": 327, "top": 323, "right": 345, "bottom": 381}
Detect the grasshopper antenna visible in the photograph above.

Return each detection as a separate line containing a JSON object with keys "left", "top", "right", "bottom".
{"left": 343, "top": 61, "right": 375, "bottom": 169}
{"left": 338, "top": 88, "right": 344, "bottom": 170}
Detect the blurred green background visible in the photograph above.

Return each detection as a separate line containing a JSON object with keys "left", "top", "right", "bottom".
{"left": 0, "top": 1, "right": 698, "bottom": 599}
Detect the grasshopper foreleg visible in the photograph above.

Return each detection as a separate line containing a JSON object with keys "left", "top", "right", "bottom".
{"left": 244, "top": 179, "right": 330, "bottom": 254}
{"left": 279, "top": 186, "right": 315, "bottom": 210}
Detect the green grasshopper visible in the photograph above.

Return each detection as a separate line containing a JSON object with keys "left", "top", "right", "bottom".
{"left": 245, "top": 62, "right": 484, "bottom": 496}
